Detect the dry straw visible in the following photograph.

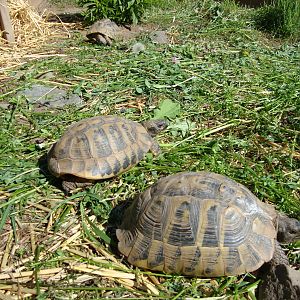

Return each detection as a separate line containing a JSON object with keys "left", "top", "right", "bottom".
{"left": 0, "top": 0, "right": 70, "bottom": 77}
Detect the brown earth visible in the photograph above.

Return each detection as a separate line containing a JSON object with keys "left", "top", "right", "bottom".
{"left": 28, "top": 0, "right": 82, "bottom": 15}
{"left": 28, "top": 0, "right": 273, "bottom": 16}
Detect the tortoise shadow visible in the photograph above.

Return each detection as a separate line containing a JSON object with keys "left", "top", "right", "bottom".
{"left": 46, "top": 12, "right": 85, "bottom": 23}
{"left": 38, "top": 153, "right": 65, "bottom": 192}
{"left": 106, "top": 198, "right": 133, "bottom": 252}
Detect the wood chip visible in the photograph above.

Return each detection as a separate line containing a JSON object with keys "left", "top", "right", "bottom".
{"left": 73, "top": 274, "right": 95, "bottom": 284}
{"left": 65, "top": 247, "right": 125, "bottom": 271}
{"left": 70, "top": 264, "right": 135, "bottom": 279}
{"left": 29, "top": 223, "right": 36, "bottom": 255}
{"left": 27, "top": 201, "right": 52, "bottom": 213}
{"left": 0, "top": 284, "right": 46, "bottom": 295}
{"left": 61, "top": 231, "right": 81, "bottom": 249}
{"left": 86, "top": 240, "right": 129, "bottom": 270}
{"left": 46, "top": 270, "right": 68, "bottom": 282}
{"left": 116, "top": 278, "right": 135, "bottom": 289}
{"left": 148, "top": 274, "right": 161, "bottom": 287}
{"left": 0, "top": 291, "right": 15, "bottom": 300}
{"left": 1, "top": 232, "right": 13, "bottom": 269}
{"left": 142, "top": 279, "right": 160, "bottom": 296}
{"left": 0, "top": 268, "right": 62, "bottom": 280}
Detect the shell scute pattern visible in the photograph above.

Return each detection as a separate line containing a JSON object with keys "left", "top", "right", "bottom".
{"left": 184, "top": 246, "right": 201, "bottom": 274}
{"left": 70, "top": 135, "right": 92, "bottom": 159}
{"left": 92, "top": 127, "right": 113, "bottom": 157}
{"left": 117, "top": 172, "right": 277, "bottom": 276}
{"left": 167, "top": 201, "right": 198, "bottom": 247}
{"left": 223, "top": 206, "right": 251, "bottom": 247}
{"left": 48, "top": 116, "right": 154, "bottom": 180}
{"left": 202, "top": 204, "right": 221, "bottom": 248}
{"left": 225, "top": 247, "right": 242, "bottom": 274}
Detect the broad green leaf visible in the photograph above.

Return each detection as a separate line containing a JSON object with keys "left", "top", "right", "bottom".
{"left": 145, "top": 79, "right": 151, "bottom": 89}
{"left": 154, "top": 99, "right": 181, "bottom": 119}
{"left": 135, "top": 87, "right": 143, "bottom": 94}
{"left": 169, "top": 118, "right": 196, "bottom": 137}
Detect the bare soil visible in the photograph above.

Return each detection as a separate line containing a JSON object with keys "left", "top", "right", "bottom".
{"left": 28, "top": 0, "right": 82, "bottom": 16}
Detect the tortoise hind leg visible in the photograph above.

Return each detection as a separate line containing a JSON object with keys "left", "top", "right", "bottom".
{"left": 62, "top": 175, "right": 94, "bottom": 194}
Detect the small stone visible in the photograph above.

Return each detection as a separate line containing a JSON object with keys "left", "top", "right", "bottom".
{"left": 171, "top": 56, "right": 180, "bottom": 64}
{"left": 149, "top": 30, "right": 169, "bottom": 44}
{"left": 36, "top": 71, "right": 56, "bottom": 80}
{"left": 0, "top": 101, "right": 11, "bottom": 110}
{"left": 132, "top": 42, "right": 146, "bottom": 54}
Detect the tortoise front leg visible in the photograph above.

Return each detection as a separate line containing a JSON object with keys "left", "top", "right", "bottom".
{"left": 105, "top": 35, "right": 113, "bottom": 46}
{"left": 149, "top": 140, "right": 161, "bottom": 156}
{"left": 257, "top": 241, "right": 294, "bottom": 300}
{"left": 62, "top": 175, "right": 94, "bottom": 194}
{"left": 95, "top": 34, "right": 108, "bottom": 45}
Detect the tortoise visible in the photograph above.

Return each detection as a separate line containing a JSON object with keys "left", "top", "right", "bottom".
{"left": 117, "top": 171, "right": 300, "bottom": 277}
{"left": 47, "top": 116, "right": 167, "bottom": 193}
{"left": 86, "top": 19, "right": 120, "bottom": 45}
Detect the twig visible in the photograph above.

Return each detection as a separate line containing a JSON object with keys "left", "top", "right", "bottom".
{"left": 70, "top": 264, "right": 135, "bottom": 279}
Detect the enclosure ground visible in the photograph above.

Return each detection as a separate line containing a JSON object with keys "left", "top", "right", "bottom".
{"left": 0, "top": 0, "right": 299, "bottom": 299}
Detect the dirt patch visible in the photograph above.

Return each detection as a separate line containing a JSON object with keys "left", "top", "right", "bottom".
{"left": 28, "top": 0, "right": 82, "bottom": 15}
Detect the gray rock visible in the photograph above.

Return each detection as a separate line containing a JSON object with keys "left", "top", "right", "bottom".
{"left": 131, "top": 42, "right": 146, "bottom": 54}
{"left": 36, "top": 71, "right": 56, "bottom": 80}
{"left": 149, "top": 30, "right": 169, "bottom": 44}
{"left": 258, "top": 264, "right": 300, "bottom": 300}
{"left": 0, "top": 101, "right": 11, "bottom": 109}
{"left": 20, "top": 84, "right": 83, "bottom": 108}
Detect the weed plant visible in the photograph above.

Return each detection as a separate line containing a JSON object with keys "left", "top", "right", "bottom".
{"left": 254, "top": 0, "right": 300, "bottom": 38}
{"left": 77, "top": 0, "right": 154, "bottom": 24}
{"left": 0, "top": 0, "right": 299, "bottom": 298}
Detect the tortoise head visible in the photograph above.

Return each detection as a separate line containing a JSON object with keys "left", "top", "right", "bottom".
{"left": 141, "top": 119, "right": 167, "bottom": 137}
{"left": 277, "top": 213, "right": 300, "bottom": 243}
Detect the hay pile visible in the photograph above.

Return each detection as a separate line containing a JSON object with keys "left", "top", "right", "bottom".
{"left": 0, "top": 189, "right": 160, "bottom": 299}
{"left": 0, "top": 0, "right": 70, "bottom": 76}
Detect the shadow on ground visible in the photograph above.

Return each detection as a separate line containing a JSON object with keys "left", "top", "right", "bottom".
{"left": 38, "top": 152, "right": 65, "bottom": 192}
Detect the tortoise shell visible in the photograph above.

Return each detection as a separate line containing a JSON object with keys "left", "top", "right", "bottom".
{"left": 86, "top": 19, "right": 119, "bottom": 43}
{"left": 117, "top": 172, "right": 277, "bottom": 277}
{"left": 47, "top": 116, "right": 161, "bottom": 180}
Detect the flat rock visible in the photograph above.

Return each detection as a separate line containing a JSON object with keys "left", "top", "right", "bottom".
{"left": 258, "top": 264, "right": 300, "bottom": 300}
{"left": 149, "top": 30, "right": 169, "bottom": 44}
{"left": 20, "top": 84, "right": 83, "bottom": 108}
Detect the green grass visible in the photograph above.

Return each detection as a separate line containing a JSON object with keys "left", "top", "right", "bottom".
{"left": 254, "top": 0, "right": 300, "bottom": 39}
{"left": 0, "top": 0, "right": 299, "bottom": 299}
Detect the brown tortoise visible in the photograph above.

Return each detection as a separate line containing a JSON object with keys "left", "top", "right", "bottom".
{"left": 86, "top": 19, "right": 120, "bottom": 46}
{"left": 117, "top": 171, "right": 300, "bottom": 277}
{"left": 47, "top": 116, "right": 167, "bottom": 193}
